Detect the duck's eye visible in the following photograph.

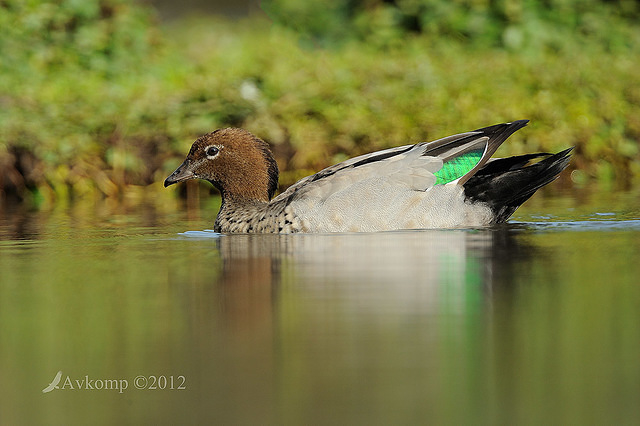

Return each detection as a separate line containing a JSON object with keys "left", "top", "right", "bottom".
{"left": 205, "top": 146, "right": 220, "bottom": 157}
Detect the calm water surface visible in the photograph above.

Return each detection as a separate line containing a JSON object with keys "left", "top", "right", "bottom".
{"left": 1, "top": 189, "right": 639, "bottom": 425}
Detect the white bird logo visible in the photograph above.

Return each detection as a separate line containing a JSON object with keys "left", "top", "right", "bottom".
{"left": 42, "top": 371, "right": 63, "bottom": 393}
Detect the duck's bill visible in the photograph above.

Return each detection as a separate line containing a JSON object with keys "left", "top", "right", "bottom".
{"left": 164, "top": 161, "right": 195, "bottom": 187}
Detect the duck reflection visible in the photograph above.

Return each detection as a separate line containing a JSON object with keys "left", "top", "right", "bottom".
{"left": 213, "top": 229, "right": 532, "bottom": 316}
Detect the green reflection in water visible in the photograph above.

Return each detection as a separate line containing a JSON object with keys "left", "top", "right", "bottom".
{"left": 0, "top": 197, "right": 639, "bottom": 425}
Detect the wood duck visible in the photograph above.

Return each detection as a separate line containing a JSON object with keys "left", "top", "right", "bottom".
{"left": 164, "top": 120, "right": 571, "bottom": 233}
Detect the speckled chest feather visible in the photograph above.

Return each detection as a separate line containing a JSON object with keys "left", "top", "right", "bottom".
{"left": 213, "top": 199, "right": 304, "bottom": 233}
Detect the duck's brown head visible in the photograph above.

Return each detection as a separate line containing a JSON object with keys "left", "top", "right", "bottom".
{"left": 164, "top": 128, "right": 279, "bottom": 202}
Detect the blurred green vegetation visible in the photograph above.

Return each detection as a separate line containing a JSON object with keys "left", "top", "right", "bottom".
{"left": 1, "top": 0, "right": 640, "bottom": 206}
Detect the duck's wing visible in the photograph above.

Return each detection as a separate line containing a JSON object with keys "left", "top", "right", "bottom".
{"left": 272, "top": 120, "right": 529, "bottom": 204}
{"left": 273, "top": 144, "right": 413, "bottom": 201}
{"left": 422, "top": 120, "right": 529, "bottom": 185}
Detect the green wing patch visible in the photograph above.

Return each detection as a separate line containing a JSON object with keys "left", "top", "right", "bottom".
{"left": 434, "top": 149, "right": 484, "bottom": 185}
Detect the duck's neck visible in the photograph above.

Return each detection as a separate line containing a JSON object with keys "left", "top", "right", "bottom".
{"left": 214, "top": 193, "right": 270, "bottom": 233}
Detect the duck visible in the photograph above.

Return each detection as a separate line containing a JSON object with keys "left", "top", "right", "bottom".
{"left": 164, "top": 120, "right": 572, "bottom": 233}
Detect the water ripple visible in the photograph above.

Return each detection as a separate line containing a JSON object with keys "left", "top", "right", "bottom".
{"left": 178, "top": 229, "right": 222, "bottom": 238}
{"left": 512, "top": 218, "right": 640, "bottom": 232}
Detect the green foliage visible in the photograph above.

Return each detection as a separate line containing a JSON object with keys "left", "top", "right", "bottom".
{"left": 262, "top": 0, "right": 640, "bottom": 51}
{"left": 1, "top": 0, "right": 640, "bottom": 205}
{"left": 0, "top": 0, "right": 168, "bottom": 201}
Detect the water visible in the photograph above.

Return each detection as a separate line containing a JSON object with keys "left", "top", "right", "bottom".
{"left": 1, "top": 190, "right": 639, "bottom": 425}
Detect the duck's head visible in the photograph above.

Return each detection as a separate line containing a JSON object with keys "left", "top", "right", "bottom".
{"left": 164, "top": 128, "right": 279, "bottom": 202}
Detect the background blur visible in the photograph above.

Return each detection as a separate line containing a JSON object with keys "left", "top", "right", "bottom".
{"left": 1, "top": 0, "right": 639, "bottom": 208}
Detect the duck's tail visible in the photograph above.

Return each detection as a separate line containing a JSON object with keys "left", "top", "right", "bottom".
{"left": 463, "top": 148, "right": 573, "bottom": 223}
